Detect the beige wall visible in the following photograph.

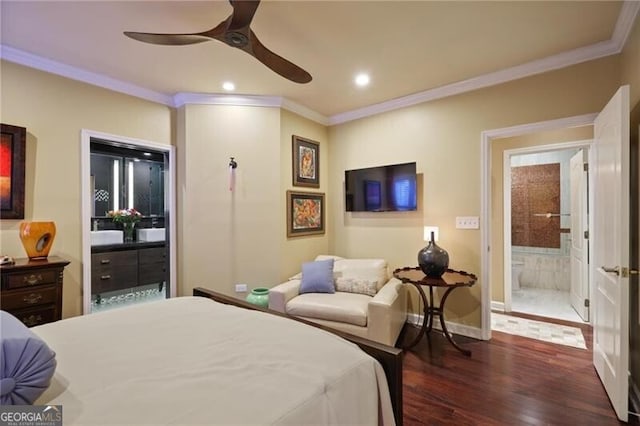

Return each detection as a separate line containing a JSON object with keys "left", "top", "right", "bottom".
{"left": 489, "top": 126, "right": 594, "bottom": 304}
{"left": 177, "top": 106, "right": 330, "bottom": 298}
{"left": 177, "top": 104, "right": 282, "bottom": 298}
{"left": 279, "top": 109, "right": 330, "bottom": 280}
{"left": 328, "top": 56, "right": 620, "bottom": 328}
{"left": 0, "top": 61, "right": 172, "bottom": 319}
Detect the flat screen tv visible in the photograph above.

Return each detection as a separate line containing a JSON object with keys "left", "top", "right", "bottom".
{"left": 345, "top": 162, "right": 417, "bottom": 212}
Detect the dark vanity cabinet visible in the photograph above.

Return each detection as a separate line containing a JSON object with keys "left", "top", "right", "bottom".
{"left": 91, "top": 244, "right": 166, "bottom": 294}
{"left": 91, "top": 250, "right": 138, "bottom": 294}
{"left": 138, "top": 247, "right": 167, "bottom": 286}
{"left": 0, "top": 256, "right": 70, "bottom": 327}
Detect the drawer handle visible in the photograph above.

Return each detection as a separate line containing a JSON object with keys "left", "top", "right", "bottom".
{"left": 23, "top": 274, "right": 43, "bottom": 285}
{"left": 100, "top": 275, "right": 112, "bottom": 280}
{"left": 100, "top": 259, "right": 111, "bottom": 264}
{"left": 22, "top": 314, "right": 42, "bottom": 327}
{"left": 23, "top": 293, "right": 43, "bottom": 304}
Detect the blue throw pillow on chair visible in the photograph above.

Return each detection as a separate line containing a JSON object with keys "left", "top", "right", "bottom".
{"left": 300, "top": 259, "right": 335, "bottom": 294}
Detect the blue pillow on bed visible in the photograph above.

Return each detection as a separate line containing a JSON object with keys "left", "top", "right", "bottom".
{"left": 0, "top": 311, "right": 57, "bottom": 405}
{"left": 300, "top": 259, "right": 335, "bottom": 294}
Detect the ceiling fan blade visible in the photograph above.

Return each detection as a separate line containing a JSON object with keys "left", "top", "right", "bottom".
{"left": 248, "top": 30, "right": 312, "bottom": 84}
{"left": 228, "top": 0, "right": 260, "bottom": 31}
{"left": 124, "top": 31, "right": 211, "bottom": 46}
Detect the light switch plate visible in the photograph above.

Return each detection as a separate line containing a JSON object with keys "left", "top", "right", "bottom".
{"left": 456, "top": 216, "right": 480, "bottom": 229}
{"left": 235, "top": 284, "right": 248, "bottom": 292}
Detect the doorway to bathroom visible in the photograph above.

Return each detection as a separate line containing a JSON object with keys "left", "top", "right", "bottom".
{"left": 503, "top": 143, "right": 591, "bottom": 324}
{"left": 80, "top": 129, "right": 177, "bottom": 315}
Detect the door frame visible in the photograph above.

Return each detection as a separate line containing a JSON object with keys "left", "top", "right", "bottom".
{"left": 480, "top": 113, "right": 597, "bottom": 339}
{"left": 501, "top": 141, "right": 593, "bottom": 315}
{"left": 80, "top": 129, "right": 177, "bottom": 314}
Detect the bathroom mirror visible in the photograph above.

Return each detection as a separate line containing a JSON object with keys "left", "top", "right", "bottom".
{"left": 90, "top": 142, "right": 165, "bottom": 217}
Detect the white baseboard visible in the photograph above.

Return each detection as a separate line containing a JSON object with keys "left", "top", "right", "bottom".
{"left": 491, "top": 301, "right": 505, "bottom": 312}
{"left": 406, "top": 313, "right": 484, "bottom": 340}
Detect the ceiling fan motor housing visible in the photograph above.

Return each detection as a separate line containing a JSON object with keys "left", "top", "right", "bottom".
{"left": 225, "top": 31, "right": 249, "bottom": 48}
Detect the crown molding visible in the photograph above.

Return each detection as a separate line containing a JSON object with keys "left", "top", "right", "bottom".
{"left": 280, "top": 98, "right": 329, "bottom": 126}
{"left": 173, "top": 92, "right": 283, "bottom": 108}
{"left": 173, "top": 93, "right": 329, "bottom": 125}
{"left": 0, "top": 44, "right": 173, "bottom": 106}
{"left": 612, "top": 1, "right": 640, "bottom": 52}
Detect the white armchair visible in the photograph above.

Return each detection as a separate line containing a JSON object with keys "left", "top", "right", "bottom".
{"left": 269, "top": 256, "right": 407, "bottom": 347}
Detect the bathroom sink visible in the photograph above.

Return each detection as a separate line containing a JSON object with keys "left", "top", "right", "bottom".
{"left": 137, "top": 228, "right": 165, "bottom": 242}
{"left": 91, "top": 230, "right": 123, "bottom": 246}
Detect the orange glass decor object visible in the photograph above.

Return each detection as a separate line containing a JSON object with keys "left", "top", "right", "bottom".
{"left": 19, "top": 221, "right": 56, "bottom": 259}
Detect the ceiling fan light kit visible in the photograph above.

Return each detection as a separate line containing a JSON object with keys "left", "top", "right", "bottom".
{"left": 124, "top": 0, "right": 312, "bottom": 84}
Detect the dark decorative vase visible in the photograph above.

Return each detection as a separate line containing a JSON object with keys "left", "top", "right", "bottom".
{"left": 417, "top": 231, "right": 449, "bottom": 278}
{"left": 246, "top": 288, "right": 269, "bottom": 308}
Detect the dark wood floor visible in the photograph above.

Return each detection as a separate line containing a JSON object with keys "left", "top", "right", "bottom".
{"left": 399, "top": 312, "right": 638, "bottom": 425}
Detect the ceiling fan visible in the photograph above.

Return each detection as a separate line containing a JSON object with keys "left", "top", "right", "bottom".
{"left": 124, "top": 0, "right": 312, "bottom": 84}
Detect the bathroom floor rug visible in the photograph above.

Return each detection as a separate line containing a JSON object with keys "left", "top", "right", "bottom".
{"left": 491, "top": 313, "right": 587, "bottom": 350}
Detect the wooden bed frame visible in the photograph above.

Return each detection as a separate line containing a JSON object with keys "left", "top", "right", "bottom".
{"left": 193, "top": 287, "right": 404, "bottom": 426}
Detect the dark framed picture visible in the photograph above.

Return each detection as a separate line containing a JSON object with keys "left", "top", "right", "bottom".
{"left": 287, "top": 190, "right": 325, "bottom": 237}
{"left": 1, "top": 124, "right": 26, "bottom": 219}
{"left": 292, "top": 135, "right": 319, "bottom": 188}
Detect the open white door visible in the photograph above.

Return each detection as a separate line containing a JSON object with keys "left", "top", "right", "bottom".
{"left": 592, "top": 85, "right": 630, "bottom": 422}
{"left": 569, "top": 149, "right": 589, "bottom": 321}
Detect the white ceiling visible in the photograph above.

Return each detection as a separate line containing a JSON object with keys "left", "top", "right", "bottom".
{"left": 1, "top": 1, "right": 636, "bottom": 123}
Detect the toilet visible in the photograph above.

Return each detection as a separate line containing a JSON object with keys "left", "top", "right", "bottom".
{"left": 511, "top": 260, "right": 525, "bottom": 290}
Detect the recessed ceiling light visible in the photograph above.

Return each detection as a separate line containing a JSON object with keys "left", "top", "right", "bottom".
{"left": 355, "top": 73, "right": 370, "bottom": 87}
{"left": 223, "top": 81, "right": 235, "bottom": 91}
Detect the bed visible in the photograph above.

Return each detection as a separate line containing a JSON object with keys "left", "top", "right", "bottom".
{"left": 25, "top": 288, "right": 402, "bottom": 425}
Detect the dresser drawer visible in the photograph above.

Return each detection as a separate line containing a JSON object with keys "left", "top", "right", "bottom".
{"left": 1, "top": 256, "right": 68, "bottom": 327}
{"left": 9, "top": 305, "right": 57, "bottom": 328}
{"left": 4, "top": 269, "right": 59, "bottom": 289}
{"left": 1, "top": 285, "right": 58, "bottom": 310}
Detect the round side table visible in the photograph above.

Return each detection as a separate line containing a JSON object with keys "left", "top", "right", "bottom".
{"left": 393, "top": 267, "right": 477, "bottom": 356}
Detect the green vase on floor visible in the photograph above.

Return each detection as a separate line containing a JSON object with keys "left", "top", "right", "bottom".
{"left": 246, "top": 288, "right": 269, "bottom": 308}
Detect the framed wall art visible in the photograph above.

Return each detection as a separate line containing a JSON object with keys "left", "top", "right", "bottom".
{"left": 1, "top": 123, "right": 26, "bottom": 219}
{"left": 286, "top": 190, "right": 325, "bottom": 237}
{"left": 292, "top": 135, "right": 319, "bottom": 188}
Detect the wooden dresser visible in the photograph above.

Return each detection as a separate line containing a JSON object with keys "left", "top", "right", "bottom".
{"left": 0, "top": 256, "right": 70, "bottom": 327}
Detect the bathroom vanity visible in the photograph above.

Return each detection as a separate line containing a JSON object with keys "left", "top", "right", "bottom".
{"left": 91, "top": 242, "right": 166, "bottom": 295}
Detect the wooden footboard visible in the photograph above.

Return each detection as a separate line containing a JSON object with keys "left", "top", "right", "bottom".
{"left": 193, "top": 287, "right": 403, "bottom": 426}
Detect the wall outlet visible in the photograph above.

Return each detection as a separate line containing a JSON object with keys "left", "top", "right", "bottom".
{"left": 235, "top": 283, "right": 248, "bottom": 293}
{"left": 456, "top": 216, "right": 480, "bottom": 229}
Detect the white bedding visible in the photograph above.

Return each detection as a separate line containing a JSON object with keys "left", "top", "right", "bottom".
{"left": 33, "top": 296, "right": 395, "bottom": 425}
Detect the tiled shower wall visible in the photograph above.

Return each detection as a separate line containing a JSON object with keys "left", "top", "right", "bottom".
{"left": 511, "top": 149, "right": 578, "bottom": 291}
{"left": 513, "top": 234, "right": 571, "bottom": 291}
